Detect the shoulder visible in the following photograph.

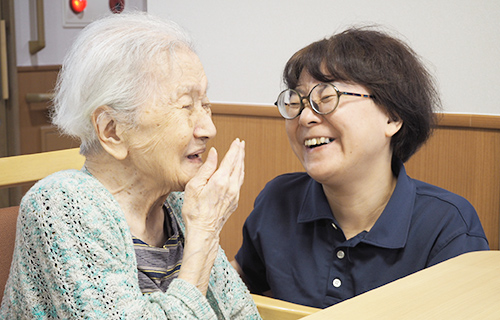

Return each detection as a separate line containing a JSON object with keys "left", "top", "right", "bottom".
{"left": 22, "top": 170, "right": 92, "bottom": 208}
{"left": 407, "top": 179, "right": 489, "bottom": 263}
{"left": 253, "top": 172, "right": 311, "bottom": 212}
{"left": 411, "top": 179, "right": 485, "bottom": 235}
{"left": 22, "top": 169, "right": 118, "bottom": 214}
{"left": 396, "top": 162, "right": 479, "bottom": 229}
{"left": 20, "top": 169, "right": 124, "bottom": 230}
{"left": 26, "top": 169, "right": 104, "bottom": 199}
{"left": 258, "top": 172, "right": 310, "bottom": 198}
{"left": 265, "top": 172, "right": 310, "bottom": 186}
{"left": 413, "top": 179, "right": 475, "bottom": 216}
{"left": 247, "top": 172, "right": 311, "bottom": 225}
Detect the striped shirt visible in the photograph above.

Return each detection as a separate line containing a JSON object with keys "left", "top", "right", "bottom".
{"left": 132, "top": 203, "right": 184, "bottom": 294}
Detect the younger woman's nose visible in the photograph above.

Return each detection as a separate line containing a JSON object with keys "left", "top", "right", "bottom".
{"left": 298, "top": 101, "right": 322, "bottom": 126}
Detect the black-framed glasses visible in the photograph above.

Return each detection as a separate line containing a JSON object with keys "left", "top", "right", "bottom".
{"left": 274, "top": 83, "right": 373, "bottom": 120}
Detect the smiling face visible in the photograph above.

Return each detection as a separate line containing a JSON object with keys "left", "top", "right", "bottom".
{"left": 285, "top": 71, "right": 401, "bottom": 187}
{"left": 123, "top": 48, "right": 216, "bottom": 193}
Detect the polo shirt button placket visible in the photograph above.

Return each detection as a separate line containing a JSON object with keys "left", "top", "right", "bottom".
{"left": 333, "top": 250, "right": 345, "bottom": 289}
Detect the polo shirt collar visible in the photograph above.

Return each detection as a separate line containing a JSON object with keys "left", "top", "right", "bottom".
{"left": 296, "top": 161, "right": 415, "bottom": 249}
{"left": 297, "top": 176, "right": 336, "bottom": 223}
{"left": 362, "top": 161, "right": 415, "bottom": 248}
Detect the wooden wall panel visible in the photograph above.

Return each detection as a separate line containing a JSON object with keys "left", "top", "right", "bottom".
{"left": 207, "top": 113, "right": 303, "bottom": 258}
{"left": 10, "top": 66, "right": 79, "bottom": 205}
{"left": 12, "top": 66, "right": 500, "bottom": 256}
{"left": 211, "top": 104, "right": 500, "bottom": 257}
{"left": 17, "top": 66, "right": 61, "bottom": 155}
{"left": 406, "top": 127, "right": 500, "bottom": 250}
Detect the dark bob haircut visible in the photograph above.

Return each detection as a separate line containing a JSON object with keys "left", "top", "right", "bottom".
{"left": 282, "top": 27, "right": 441, "bottom": 164}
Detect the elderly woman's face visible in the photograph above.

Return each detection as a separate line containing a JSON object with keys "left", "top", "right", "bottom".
{"left": 124, "top": 48, "right": 216, "bottom": 192}
{"left": 285, "top": 71, "right": 400, "bottom": 187}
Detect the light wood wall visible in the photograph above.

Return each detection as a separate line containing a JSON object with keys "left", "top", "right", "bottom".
{"left": 17, "top": 66, "right": 78, "bottom": 156}
{"left": 208, "top": 105, "right": 304, "bottom": 259}
{"left": 405, "top": 114, "right": 500, "bottom": 251}
{"left": 210, "top": 104, "right": 500, "bottom": 258}
{"left": 14, "top": 66, "right": 500, "bottom": 256}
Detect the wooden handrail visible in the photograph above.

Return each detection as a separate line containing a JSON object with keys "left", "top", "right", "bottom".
{"left": 29, "top": 0, "right": 45, "bottom": 54}
{"left": 16, "top": 95, "right": 500, "bottom": 130}
{"left": 436, "top": 113, "right": 500, "bottom": 129}
{"left": 211, "top": 103, "right": 500, "bottom": 130}
{"left": 25, "top": 92, "right": 53, "bottom": 103}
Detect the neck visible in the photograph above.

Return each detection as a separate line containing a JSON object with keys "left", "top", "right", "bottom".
{"left": 84, "top": 152, "right": 169, "bottom": 247}
{"left": 323, "top": 160, "right": 397, "bottom": 240}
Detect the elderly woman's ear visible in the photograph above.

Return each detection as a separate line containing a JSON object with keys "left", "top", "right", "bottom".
{"left": 92, "top": 105, "right": 128, "bottom": 160}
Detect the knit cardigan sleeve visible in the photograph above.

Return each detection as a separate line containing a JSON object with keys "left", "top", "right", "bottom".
{"left": 167, "top": 192, "right": 261, "bottom": 320}
{"left": 1, "top": 170, "right": 259, "bottom": 319}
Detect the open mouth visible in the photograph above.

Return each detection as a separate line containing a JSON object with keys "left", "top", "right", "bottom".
{"left": 304, "top": 137, "right": 333, "bottom": 149}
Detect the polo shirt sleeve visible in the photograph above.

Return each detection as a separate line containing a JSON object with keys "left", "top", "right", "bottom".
{"left": 236, "top": 209, "right": 270, "bottom": 294}
{"left": 425, "top": 194, "right": 490, "bottom": 267}
{"left": 235, "top": 183, "right": 275, "bottom": 295}
{"left": 235, "top": 173, "right": 312, "bottom": 296}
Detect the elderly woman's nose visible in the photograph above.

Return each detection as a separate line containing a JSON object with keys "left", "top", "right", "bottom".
{"left": 194, "top": 110, "right": 217, "bottom": 139}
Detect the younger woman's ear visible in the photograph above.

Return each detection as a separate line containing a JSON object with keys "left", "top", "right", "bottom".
{"left": 92, "top": 105, "right": 128, "bottom": 160}
{"left": 385, "top": 116, "right": 403, "bottom": 138}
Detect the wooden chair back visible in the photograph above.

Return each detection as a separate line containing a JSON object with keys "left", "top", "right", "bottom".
{"left": 0, "top": 148, "right": 85, "bottom": 189}
{"left": 0, "top": 148, "right": 85, "bottom": 301}
{"left": 0, "top": 205, "right": 19, "bottom": 301}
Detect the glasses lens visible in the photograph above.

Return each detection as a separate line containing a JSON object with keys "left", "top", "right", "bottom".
{"left": 310, "top": 83, "right": 338, "bottom": 114}
{"left": 278, "top": 89, "right": 301, "bottom": 119}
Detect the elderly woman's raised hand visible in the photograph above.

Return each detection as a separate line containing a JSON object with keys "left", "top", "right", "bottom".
{"left": 178, "top": 138, "right": 245, "bottom": 294}
{"left": 182, "top": 138, "right": 245, "bottom": 235}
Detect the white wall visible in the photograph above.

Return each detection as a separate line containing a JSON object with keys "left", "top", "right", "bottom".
{"left": 148, "top": 0, "right": 500, "bottom": 115}
{"left": 15, "top": 0, "right": 146, "bottom": 66}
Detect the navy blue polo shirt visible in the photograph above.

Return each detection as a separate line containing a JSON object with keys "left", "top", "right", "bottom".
{"left": 235, "top": 161, "right": 489, "bottom": 308}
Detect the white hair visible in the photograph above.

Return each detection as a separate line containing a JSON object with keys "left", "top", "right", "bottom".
{"left": 52, "top": 12, "right": 194, "bottom": 156}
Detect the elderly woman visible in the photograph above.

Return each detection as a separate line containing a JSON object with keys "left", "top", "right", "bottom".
{"left": 233, "top": 27, "right": 489, "bottom": 308}
{"left": 1, "top": 13, "right": 260, "bottom": 319}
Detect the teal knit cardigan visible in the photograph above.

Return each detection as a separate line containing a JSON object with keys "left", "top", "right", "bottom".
{"left": 0, "top": 169, "right": 260, "bottom": 319}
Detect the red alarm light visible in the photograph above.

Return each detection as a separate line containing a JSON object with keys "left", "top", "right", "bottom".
{"left": 70, "top": 0, "right": 87, "bottom": 14}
